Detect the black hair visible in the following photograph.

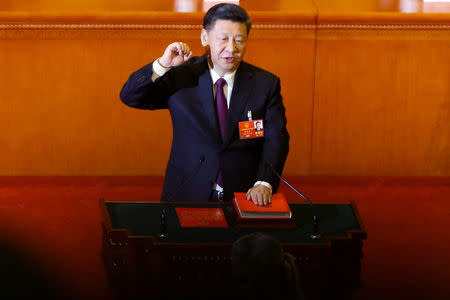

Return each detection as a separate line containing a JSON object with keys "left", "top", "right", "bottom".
{"left": 203, "top": 3, "right": 252, "bottom": 34}
{"left": 0, "top": 236, "right": 62, "bottom": 299}
{"left": 231, "top": 232, "right": 305, "bottom": 300}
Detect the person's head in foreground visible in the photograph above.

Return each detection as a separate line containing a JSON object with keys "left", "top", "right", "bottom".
{"left": 231, "top": 232, "right": 305, "bottom": 300}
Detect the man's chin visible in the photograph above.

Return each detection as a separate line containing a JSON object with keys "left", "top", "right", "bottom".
{"left": 221, "top": 62, "right": 240, "bottom": 73}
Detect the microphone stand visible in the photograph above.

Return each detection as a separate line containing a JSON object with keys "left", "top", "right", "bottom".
{"left": 268, "top": 164, "right": 321, "bottom": 240}
{"left": 158, "top": 207, "right": 168, "bottom": 239}
{"left": 158, "top": 155, "right": 205, "bottom": 239}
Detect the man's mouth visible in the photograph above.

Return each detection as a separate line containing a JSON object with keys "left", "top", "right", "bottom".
{"left": 223, "top": 57, "right": 235, "bottom": 63}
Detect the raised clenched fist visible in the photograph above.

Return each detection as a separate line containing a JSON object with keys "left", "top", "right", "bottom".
{"left": 158, "top": 42, "right": 193, "bottom": 69}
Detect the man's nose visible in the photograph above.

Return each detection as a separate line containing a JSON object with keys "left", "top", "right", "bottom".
{"left": 225, "top": 39, "right": 237, "bottom": 52}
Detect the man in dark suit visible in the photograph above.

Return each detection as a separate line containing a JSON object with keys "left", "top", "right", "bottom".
{"left": 120, "top": 4, "right": 289, "bottom": 205}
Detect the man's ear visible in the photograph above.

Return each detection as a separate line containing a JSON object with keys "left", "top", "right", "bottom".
{"left": 200, "top": 29, "right": 208, "bottom": 47}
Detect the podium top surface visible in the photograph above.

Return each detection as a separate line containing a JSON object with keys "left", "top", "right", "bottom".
{"left": 103, "top": 201, "right": 366, "bottom": 244}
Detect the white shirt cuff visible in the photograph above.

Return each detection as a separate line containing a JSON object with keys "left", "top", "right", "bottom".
{"left": 151, "top": 58, "right": 169, "bottom": 81}
{"left": 254, "top": 181, "right": 272, "bottom": 192}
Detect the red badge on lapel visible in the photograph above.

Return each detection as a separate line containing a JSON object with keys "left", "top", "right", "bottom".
{"left": 239, "top": 119, "right": 264, "bottom": 139}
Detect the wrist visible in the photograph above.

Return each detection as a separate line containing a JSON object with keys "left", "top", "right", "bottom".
{"left": 254, "top": 181, "right": 273, "bottom": 193}
{"left": 157, "top": 57, "right": 171, "bottom": 69}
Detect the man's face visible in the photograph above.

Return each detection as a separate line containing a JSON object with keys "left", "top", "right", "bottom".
{"left": 201, "top": 19, "right": 248, "bottom": 76}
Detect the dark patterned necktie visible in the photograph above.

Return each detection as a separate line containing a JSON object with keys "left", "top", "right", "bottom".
{"left": 215, "top": 78, "right": 228, "bottom": 140}
{"left": 215, "top": 78, "right": 227, "bottom": 187}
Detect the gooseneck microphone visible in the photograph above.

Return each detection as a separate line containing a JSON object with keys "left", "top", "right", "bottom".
{"left": 266, "top": 162, "right": 321, "bottom": 239}
{"left": 158, "top": 155, "right": 205, "bottom": 239}
{"left": 159, "top": 207, "right": 168, "bottom": 239}
{"left": 268, "top": 164, "right": 313, "bottom": 207}
{"left": 161, "top": 155, "right": 206, "bottom": 203}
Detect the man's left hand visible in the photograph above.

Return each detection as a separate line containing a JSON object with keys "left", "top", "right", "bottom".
{"left": 247, "top": 185, "right": 272, "bottom": 206}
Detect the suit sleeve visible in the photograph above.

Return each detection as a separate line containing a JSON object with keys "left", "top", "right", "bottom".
{"left": 119, "top": 61, "right": 174, "bottom": 110}
{"left": 255, "top": 76, "right": 290, "bottom": 193}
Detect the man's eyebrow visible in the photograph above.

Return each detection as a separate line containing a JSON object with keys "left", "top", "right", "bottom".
{"left": 218, "top": 32, "right": 245, "bottom": 37}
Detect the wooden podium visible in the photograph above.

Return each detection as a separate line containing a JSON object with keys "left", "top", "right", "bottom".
{"left": 100, "top": 200, "right": 366, "bottom": 300}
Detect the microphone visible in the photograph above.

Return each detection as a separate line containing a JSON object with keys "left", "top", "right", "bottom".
{"left": 158, "top": 207, "right": 168, "bottom": 239}
{"left": 266, "top": 162, "right": 321, "bottom": 239}
{"left": 161, "top": 155, "right": 206, "bottom": 202}
{"left": 158, "top": 155, "right": 205, "bottom": 239}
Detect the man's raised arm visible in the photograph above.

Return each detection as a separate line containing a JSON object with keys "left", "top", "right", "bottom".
{"left": 119, "top": 42, "right": 192, "bottom": 110}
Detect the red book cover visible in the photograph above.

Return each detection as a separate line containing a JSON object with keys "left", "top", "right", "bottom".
{"left": 175, "top": 207, "right": 229, "bottom": 227}
{"left": 232, "top": 192, "right": 292, "bottom": 219}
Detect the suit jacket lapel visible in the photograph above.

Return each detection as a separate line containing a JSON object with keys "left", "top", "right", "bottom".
{"left": 195, "top": 55, "right": 221, "bottom": 144}
{"left": 224, "top": 63, "right": 254, "bottom": 146}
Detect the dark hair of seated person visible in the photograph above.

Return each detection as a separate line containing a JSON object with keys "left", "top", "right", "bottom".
{"left": 231, "top": 232, "right": 305, "bottom": 300}
{"left": 0, "top": 236, "right": 61, "bottom": 299}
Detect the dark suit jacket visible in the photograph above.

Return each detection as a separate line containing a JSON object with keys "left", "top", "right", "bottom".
{"left": 120, "top": 55, "right": 289, "bottom": 202}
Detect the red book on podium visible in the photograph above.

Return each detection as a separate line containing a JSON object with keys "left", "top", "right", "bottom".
{"left": 175, "top": 207, "right": 228, "bottom": 227}
{"left": 232, "top": 193, "right": 295, "bottom": 228}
